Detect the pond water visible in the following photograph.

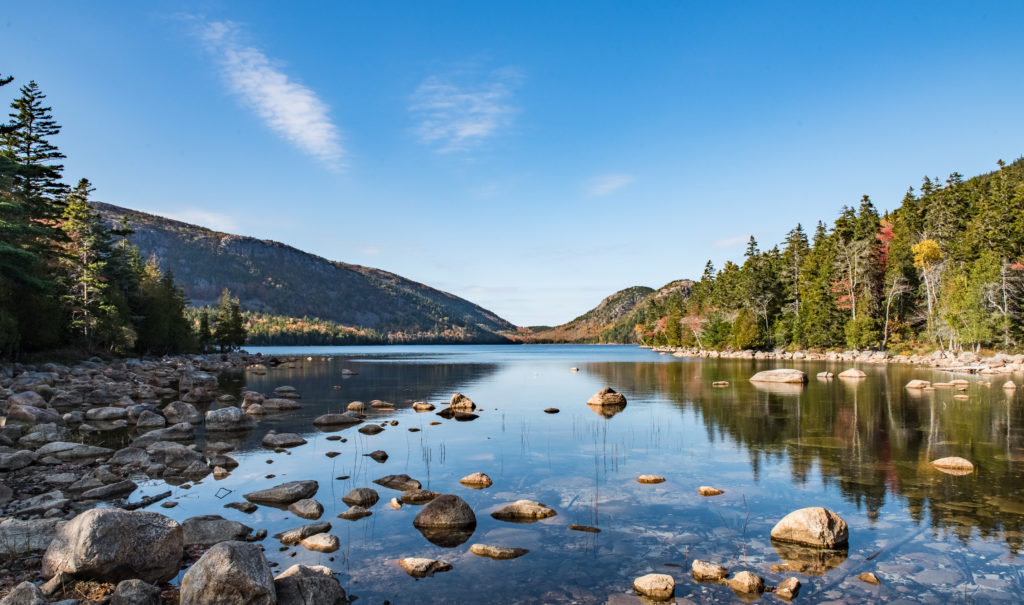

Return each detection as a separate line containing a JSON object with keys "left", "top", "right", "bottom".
{"left": 131, "top": 345, "right": 1024, "bottom": 603}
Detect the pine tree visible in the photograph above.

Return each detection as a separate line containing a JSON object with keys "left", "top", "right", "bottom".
{"left": 1, "top": 80, "right": 67, "bottom": 218}
{"left": 197, "top": 308, "right": 212, "bottom": 352}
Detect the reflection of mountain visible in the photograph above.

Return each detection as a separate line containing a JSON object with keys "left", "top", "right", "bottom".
{"left": 585, "top": 360, "right": 1024, "bottom": 553}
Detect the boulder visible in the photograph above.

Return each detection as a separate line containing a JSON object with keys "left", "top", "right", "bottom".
{"left": 905, "top": 379, "right": 931, "bottom": 389}
{"left": 312, "top": 412, "right": 363, "bottom": 426}
{"left": 749, "top": 369, "right": 808, "bottom": 384}
{"left": 110, "top": 579, "right": 161, "bottom": 605}
{"left": 244, "top": 480, "right": 318, "bottom": 505}
{"left": 35, "top": 441, "right": 113, "bottom": 461}
{"left": 182, "top": 515, "right": 254, "bottom": 547}
{"left": 274, "top": 564, "right": 346, "bottom": 605}
{"left": 775, "top": 577, "right": 802, "bottom": 600}
{"left": 341, "top": 487, "right": 379, "bottom": 507}
{"left": 358, "top": 424, "right": 383, "bottom": 435}
{"left": 469, "top": 544, "right": 529, "bottom": 559}
{"left": 838, "top": 368, "right": 867, "bottom": 379}
{"left": 637, "top": 475, "right": 665, "bottom": 484}
{"left": 0, "top": 449, "right": 38, "bottom": 471}
{"left": 338, "top": 506, "right": 372, "bottom": 521}
{"left": 179, "top": 541, "right": 275, "bottom": 605}
{"left": 205, "top": 406, "right": 256, "bottom": 432}
{"left": 691, "top": 559, "right": 728, "bottom": 582}
{"left": 42, "top": 508, "right": 183, "bottom": 583}
{"left": 300, "top": 532, "right": 339, "bottom": 553}
{"left": 586, "top": 387, "right": 627, "bottom": 406}
{"left": 459, "top": 472, "right": 493, "bottom": 489}
{"left": 491, "top": 500, "right": 557, "bottom": 522}
{"left": 449, "top": 393, "right": 476, "bottom": 411}
{"left": 0, "top": 518, "right": 67, "bottom": 556}
{"left": 134, "top": 410, "right": 166, "bottom": 429}
{"left": 373, "top": 473, "right": 422, "bottom": 491}
{"left": 7, "top": 390, "right": 47, "bottom": 408}
{"left": 0, "top": 582, "right": 47, "bottom": 605}
{"left": 398, "top": 557, "right": 452, "bottom": 578}
{"left": 1004, "top": 380, "right": 1017, "bottom": 390}
{"left": 109, "top": 447, "right": 151, "bottom": 468}
{"left": 413, "top": 494, "right": 476, "bottom": 529}
{"left": 261, "top": 432, "right": 307, "bottom": 448}
{"left": 6, "top": 401, "right": 64, "bottom": 426}
{"left": 162, "top": 401, "right": 202, "bottom": 424}
{"left": 633, "top": 573, "right": 674, "bottom": 600}
{"left": 80, "top": 479, "right": 138, "bottom": 501}
{"left": 412, "top": 401, "right": 435, "bottom": 412}
{"left": 770, "top": 507, "right": 849, "bottom": 548}
{"left": 346, "top": 401, "right": 366, "bottom": 412}
{"left": 931, "top": 456, "right": 974, "bottom": 474}
{"left": 288, "top": 498, "right": 324, "bottom": 520}
{"left": 85, "top": 406, "right": 128, "bottom": 421}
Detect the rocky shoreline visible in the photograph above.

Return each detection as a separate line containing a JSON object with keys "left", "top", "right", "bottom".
{"left": 648, "top": 346, "right": 1024, "bottom": 374}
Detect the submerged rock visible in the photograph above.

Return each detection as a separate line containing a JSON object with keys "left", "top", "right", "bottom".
{"left": 469, "top": 544, "right": 529, "bottom": 560}
{"left": 398, "top": 557, "right": 452, "bottom": 578}
{"left": 261, "top": 432, "right": 307, "bottom": 448}
{"left": 858, "top": 572, "right": 881, "bottom": 585}
{"left": 312, "top": 411, "right": 363, "bottom": 426}
{"left": 401, "top": 489, "right": 440, "bottom": 504}
{"left": 412, "top": 401, "right": 435, "bottom": 412}
{"left": 338, "top": 506, "right": 372, "bottom": 521}
{"left": 770, "top": 507, "right": 849, "bottom": 548}
{"left": 633, "top": 573, "right": 675, "bottom": 600}
{"left": 244, "top": 480, "right": 318, "bottom": 505}
{"left": 691, "top": 559, "right": 728, "bottom": 582}
{"left": 374, "top": 473, "right": 422, "bottom": 491}
{"left": 905, "top": 379, "right": 931, "bottom": 389}
{"left": 358, "top": 424, "right": 384, "bottom": 435}
{"left": 775, "top": 576, "right": 802, "bottom": 600}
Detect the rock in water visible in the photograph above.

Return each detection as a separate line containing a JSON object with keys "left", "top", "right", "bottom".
{"left": 244, "top": 480, "right": 318, "bottom": 505}
{"left": 274, "top": 564, "right": 347, "bottom": 605}
{"left": 401, "top": 489, "right": 440, "bottom": 504}
{"left": 42, "top": 508, "right": 183, "bottom": 584}
{"left": 110, "top": 579, "right": 161, "bottom": 605}
{"left": 698, "top": 486, "right": 724, "bottom": 496}
{"left": 469, "top": 544, "right": 529, "bottom": 559}
{"left": 770, "top": 507, "right": 849, "bottom": 548}
{"left": 358, "top": 424, "right": 384, "bottom": 435}
{"left": 905, "top": 379, "right": 931, "bottom": 389}
{"left": 398, "top": 557, "right": 452, "bottom": 578}
{"left": 691, "top": 559, "right": 728, "bottom": 582}
{"left": 300, "top": 533, "right": 339, "bottom": 553}
{"left": 587, "top": 387, "right": 627, "bottom": 406}
{"left": 289, "top": 498, "right": 324, "bottom": 520}
{"left": 278, "top": 521, "right": 332, "bottom": 545}
{"left": 449, "top": 393, "right": 476, "bottom": 411}
{"left": 412, "top": 401, "right": 435, "bottom": 412}
{"left": 180, "top": 541, "right": 275, "bottom": 605}
{"left": 459, "top": 472, "right": 493, "bottom": 488}
{"left": 858, "top": 572, "right": 881, "bottom": 585}
{"left": 261, "top": 432, "right": 307, "bottom": 448}
{"left": 633, "top": 573, "right": 675, "bottom": 600}
{"left": 838, "top": 368, "right": 867, "bottom": 379}
{"left": 775, "top": 576, "right": 802, "bottom": 600}
{"left": 637, "top": 475, "right": 665, "bottom": 484}
{"left": 338, "top": 506, "right": 372, "bottom": 521}
{"left": 749, "top": 369, "right": 808, "bottom": 383}
{"left": 931, "top": 456, "right": 974, "bottom": 475}
{"left": 727, "top": 571, "right": 765, "bottom": 595}
{"left": 414, "top": 494, "right": 476, "bottom": 528}
{"left": 491, "top": 500, "right": 557, "bottom": 522}
{"left": 182, "top": 515, "right": 254, "bottom": 547}
{"left": 341, "top": 487, "right": 379, "bottom": 507}
{"left": 205, "top": 406, "right": 256, "bottom": 432}
{"left": 374, "top": 473, "right": 422, "bottom": 491}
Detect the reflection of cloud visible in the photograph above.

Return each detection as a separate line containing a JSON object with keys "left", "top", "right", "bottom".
{"left": 198, "top": 20, "right": 344, "bottom": 169}
{"left": 410, "top": 67, "right": 521, "bottom": 152}
{"left": 586, "top": 174, "right": 634, "bottom": 197}
{"left": 160, "top": 208, "right": 238, "bottom": 232}
{"left": 712, "top": 235, "right": 750, "bottom": 249}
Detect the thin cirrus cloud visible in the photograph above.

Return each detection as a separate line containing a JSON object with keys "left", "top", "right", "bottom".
{"left": 586, "top": 173, "right": 635, "bottom": 197}
{"left": 198, "top": 20, "right": 344, "bottom": 170}
{"left": 410, "top": 68, "right": 521, "bottom": 153}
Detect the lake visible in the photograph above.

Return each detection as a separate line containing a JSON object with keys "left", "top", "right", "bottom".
{"left": 134, "top": 345, "right": 1024, "bottom": 603}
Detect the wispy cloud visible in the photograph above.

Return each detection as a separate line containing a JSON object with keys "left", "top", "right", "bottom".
{"left": 712, "top": 235, "right": 750, "bottom": 249}
{"left": 160, "top": 208, "right": 238, "bottom": 232}
{"left": 410, "top": 67, "right": 521, "bottom": 153}
{"left": 586, "top": 174, "right": 634, "bottom": 197}
{"left": 198, "top": 20, "right": 344, "bottom": 170}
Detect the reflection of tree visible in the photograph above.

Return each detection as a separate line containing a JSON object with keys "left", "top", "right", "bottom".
{"left": 585, "top": 360, "right": 1024, "bottom": 553}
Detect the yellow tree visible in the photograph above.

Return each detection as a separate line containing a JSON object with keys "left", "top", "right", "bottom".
{"left": 912, "top": 239, "right": 943, "bottom": 339}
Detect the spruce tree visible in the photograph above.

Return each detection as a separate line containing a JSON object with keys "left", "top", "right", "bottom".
{"left": 1, "top": 80, "right": 67, "bottom": 218}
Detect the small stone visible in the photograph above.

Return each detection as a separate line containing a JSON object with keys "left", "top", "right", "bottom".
{"left": 775, "top": 576, "right": 802, "bottom": 600}
{"left": 931, "top": 456, "right": 974, "bottom": 474}
{"left": 698, "top": 486, "right": 724, "bottom": 496}
{"left": 398, "top": 557, "right": 452, "bottom": 578}
{"left": 691, "top": 559, "right": 728, "bottom": 582}
{"left": 374, "top": 474, "right": 422, "bottom": 491}
{"left": 325, "top": 451, "right": 340, "bottom": 458}
{"left": 459, "top": 472, "right": 493, "bottom": 489}
{"left": 712, "top": 381, "right": 729, "bottom": 387}
{"left": 633, "top": 573, "right": 674, "bottom": 600}
{"left": 412, "top": 401, "right": 435, "bottom": 412}
{"left": 838, "top": 368, "right": 867, "bottom": 379}
{"left": 341, "top": 487, "right": 379, "bottom": 507}
{"left": 389, "top": 498, "right": 402, "bottom": 509}
{"left": 770, "top": 507, "right": 849, "bottom": 548}
{"left": 300, "top": 533, "right": 339, "bottom": 553}
{"left": 637, "top": 475, "right": 665, "bottom": 484}
{"left": 727, "top": 571, "right": 764, "bottom": 595}
{"left": 401, "top": 489, "right": 440, "bottom": 504}
{"left": 858, "top": 572, "right": 881, "bottom": 585}
{"left": 469, "top": 544, "right": 529, "bottom": 559}
{"left": 905, "top": 379, "right": 931, "bottom": 389}
{"left": 288, "top": 499, "right": 324, "bottom": 520}
{"left": 358, "top": 424, "right": 383, "bottom": 435}
{"left": 491, "top": 500, "right": 557, "bottom": 522}
{"left": 338, "top": 506, "right": 372, "bottom": 521}
{"left": 587, "top": 387, "right": 627, "bottom": 406}
{"left": 365, "top": 450, "right": 388, "bottom": 462}
{"left": 544, "top": 408, "right": 559, "bottom": 414}
{"left": 569, "top": 524, "right": 600, "bottom": 533}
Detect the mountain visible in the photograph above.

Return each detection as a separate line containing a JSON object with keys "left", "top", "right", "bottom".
{"left": 92, "top": 202, "right": 515, "bottom": 343}
{"left": 522, "top": 285, "right": 659, "bottom": 343}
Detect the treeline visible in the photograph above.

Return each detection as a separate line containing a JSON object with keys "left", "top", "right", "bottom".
{"left": 1, "top": 72, "right": 209, "bottom": 358}
{"left": 642, "top": 158, "right": 1024, "bottom": 352}
{"left": 244, "top": 311, "right": 512, "bottom": 345}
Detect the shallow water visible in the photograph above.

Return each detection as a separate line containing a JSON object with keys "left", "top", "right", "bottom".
{"left": 131, "top": 345, "right": 1024, "bottom": 603}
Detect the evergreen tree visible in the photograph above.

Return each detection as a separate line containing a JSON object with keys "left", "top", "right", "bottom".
{"left": 1, "top": 80, "right": 67, "bottom": 218}
{"left": 197, "top": 308, "right": 212, "bottom": 352}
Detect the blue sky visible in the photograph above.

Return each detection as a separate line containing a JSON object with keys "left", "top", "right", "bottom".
{"left": 3, "top": 2, "right": 1023, "bottom": 326}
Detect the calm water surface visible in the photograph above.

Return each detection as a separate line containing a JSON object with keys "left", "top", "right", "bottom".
{"left": 132, "top": 345, "right": 1024, "bottom": 603}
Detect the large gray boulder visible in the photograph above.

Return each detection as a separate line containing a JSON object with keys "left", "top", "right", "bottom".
{"left": 0, "top": 449, "right": 38, "bottom": 471}
{"left": 244, "top": 480, "right": 318, "bottom": 505}
{"left": 0, "top": 581, "right": 46, "bottom": 605}
{"left": 413, "top": 494, "right": 476, "bottom": 529}
{"left": 0, "top": 518, "right": 67, "bottom": 556}
{"left": 162, "top": 400, "right": 202, "bottom": 424}
{"left": 274, "top": 564, "right": 346, "bottom": 605}
{"left": 180, "top": 541, "right": 275, "bottom": 605}
{"left": 182, "top": 515, "right": 255, "bottom": 547}
{"left": 42, "top": 508, "right": 183, "bottom": 583}
{"left": 205, "top": 406, "right": 256, "bottom": 432}
{"left": 35, "top": 441, "right": 112, "bottom": 461}
{"left": 770, "top": 507, "right": 849, "bottom": 548}
{"left": 6, "top": 401, "right": 64, "bottom": 426}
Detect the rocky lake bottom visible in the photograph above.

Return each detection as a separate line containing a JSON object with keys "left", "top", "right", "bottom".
{"left": 3, "top": 344, "right": 1024, "bottom": 604}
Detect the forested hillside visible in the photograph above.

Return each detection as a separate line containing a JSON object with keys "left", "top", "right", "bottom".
{"left": 641, "top": 158, "right": 1024, "bottom": 352}
{"left": 93, "top": 203, "right": 515, "bottom": 344}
